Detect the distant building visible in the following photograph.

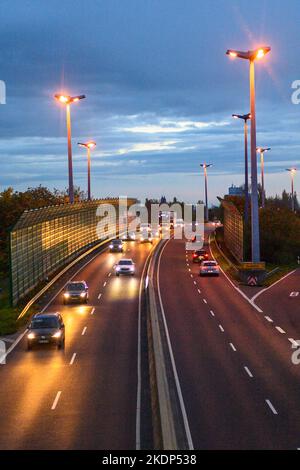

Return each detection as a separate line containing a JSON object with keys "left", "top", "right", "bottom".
{"left": 228, "top": 184, "right": 244, "bottom": 196}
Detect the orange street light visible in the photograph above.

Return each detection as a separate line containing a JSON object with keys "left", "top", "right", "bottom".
{"left": 54, "top": 93, "right": 86, "bottom": 203}
{"left": 286, "top": 168, "right": 297, "bottom": 212}
{"left": 78, "top": 141, "right": 96, "bottom": 201}
{"left": 256, "top": 147, "right": 271, "bottom": 208}
{"left": 226, "top": 46, "right": 271, "bottom": 262}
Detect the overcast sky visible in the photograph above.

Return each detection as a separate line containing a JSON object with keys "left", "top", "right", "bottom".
{"left": 0, "top": 0, "right": 300, "bottom": 204}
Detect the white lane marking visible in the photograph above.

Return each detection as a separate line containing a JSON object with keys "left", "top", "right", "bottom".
{"left": 70, "top": 353, "right": 77, "bottom": 365}
{"left": 197, "top": 289, "right": 201, "bottom": 294}
{"left": 218, "top": 324, "right": 224, "bottom": 332}
{"left": 290, "top": 291, "right": 299, "bottom": 297}
{"left": 203, "top": 299, "right": 207, "bottom": 304}
{"left": 251, "top": 269, "right": 297, "bottom": 303}
{"left": 208, "top": 234, "right": 263, "bottom": 313}
{"left": 210, "top": 310, "right": 215, "bottom": 317}
{"left": 190, "top": 274, "right": 193, "bottom": 278}
{"left": 244, "top": 366, "right": 253, "bottom": 378}
{"left": 81, "top": 326, "right": 87, "bottom": 336}
{"left": 288, "top": 338, "right": 299, "bottom": 347}
{"left": 136, "top": 245, "right": 155, "bottom": 450}
{"left": 193, "top": 281, "right": 197, "bottom": 285}
{"left": 276, "top": 326, "right": 286, "bottom": 334}
{"left": 265, "top": 316, "right": 273, "bottom": 323}
{"left": 157, "top": 239, "right": 194, "bottom": 450}
{"left": 103, "top": 281, "right": 107, "bottom": 287}
{"left": 266, "top": 399, "right": 278, "bottom": 415}
{"left": 188, "top": 268, "right": 191, "bottom": 272}
{"left": 108, "top": 272, "right": 112, "bottom": 277}
{"left": 229, "top": 343, "right": 237, "bottom": 352}
{"left": 91, "top": 307, "right": 95, "bottom": 315}
{"left": 51, "top": 391, "right": 62, "bottom": 410}
{"left": 98, "top": 293, "right": 102, "bottom": 299}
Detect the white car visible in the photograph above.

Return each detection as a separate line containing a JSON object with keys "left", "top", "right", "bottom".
{"left": 199, "top": 260, "right": 220, "bottom": 276}
{"left": 115, "top": 259, "right": 135, "bottom": 276}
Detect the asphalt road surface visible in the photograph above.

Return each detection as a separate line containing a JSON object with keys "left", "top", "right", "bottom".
{"left": 158, "top": 233, "right": 300, "bottom": 449}
{"left": 0, "top": 240, "right": 153, "bottom": 450}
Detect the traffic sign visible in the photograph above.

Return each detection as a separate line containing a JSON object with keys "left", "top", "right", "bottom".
{"left": 247, "top": 275, "right": 258, "bottom": 286}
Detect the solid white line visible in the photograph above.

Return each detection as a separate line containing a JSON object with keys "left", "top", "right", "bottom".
{"left": 51, "top": 391, "right": 62, "bottom": 410}
{"left": 219, "top": 324, "right": 224, "bottom": 332}
{"left": 81, "top": 326, "right": 87, "bottom": 336}
{"left": 244, "top": 366, "right": 253, "bottom": 378}
{"left": 265, "top": 316, "right": 273, "bottom": 323}
{"left": 251, "top": 269, "right": 297, "bottom": 303}
{"left": 98, "top": 293, "right": 102, "bottom": 299}
{"left": 266, "top": 399, "right": 278, "bottom": 415}
{"left": 229, "top": 343, "right": 237, "bottom": 352}
{"left": 157, "top": 239, "right": 194, "bottom": 450}
{"left": 203, "top": 299, "right": 207, "bottom": 304}
{"left": 210, "top": 310, "right": 215, "bottom": 317}
{"left": 70, "top": 353, "right": 77, "bottom": 365}
{"left": 136, "top": 244, "right": 156, "bottom": 450}
{"left": 208, "top": 234, "right": 263, "bottom": 313}
{"left": 91, "top": 307, "right": 95, "bottom": 315}
{"left": 275, "top": 326, "right": 286, "bottom": 334}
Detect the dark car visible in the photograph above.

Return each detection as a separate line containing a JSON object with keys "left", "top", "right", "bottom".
{"left": 109, "top": 239, "right": 124, "bottom": 252}
{"left": 192, "top": 249, "right": 209, "bottom": 263}
{"left": 63, "top": 281, "right": 88, "bottom": 304}
{"left": 27, "top": 313, "right": 65, "bottom": 350}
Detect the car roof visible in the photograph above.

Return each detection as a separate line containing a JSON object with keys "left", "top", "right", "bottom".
{"left": 67, "top": 280, "right": 86, "bottom": 285}
{"left": 33, "top": 312, "right": 60, "bottom": 319}
{"left": 118, "top": 258, "right": 133, "bottom": 263}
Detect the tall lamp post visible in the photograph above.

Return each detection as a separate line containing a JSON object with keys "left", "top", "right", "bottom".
{"left": 78, "top": 141, "right": 96, "bottom": 201}
{"left": 232, "top": 113, "right": 251, "bottom": 224}
{"left": 200, "top": 163, "right": 212, "bottom": 222}
{"left": 226, "top": 47, "right": 271, "bottom": 262}
{"left": 54, "top": 94, "right": 86, "bottom": 203}
{"left": 286, "top": 168, "right": 297, "bottom": 212}
{"left": 256, "top": 147, "right": 270, "bottom": 208}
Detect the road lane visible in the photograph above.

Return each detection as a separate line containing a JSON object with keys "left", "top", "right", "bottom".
{"left": 0, "top": 239, "right": 153, "bottom": 450}
{"left": 158, "top": 236, "right": 300, "bottom": 449}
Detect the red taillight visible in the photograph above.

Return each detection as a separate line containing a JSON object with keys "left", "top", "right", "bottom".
{"left": 193, "top": 254, "right": 197, "bottom": 258}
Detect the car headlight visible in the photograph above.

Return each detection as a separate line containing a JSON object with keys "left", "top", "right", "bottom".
{"left": 64, "top": 292, "right": 70, "bottom": 298}
{"left": 130, "top": 266, "right": 134, "bottom": 271}
{"left": 141, "top": 237, "right": 144, "bottom": 241}
{"left": 52, "top": 331, "right": 62, "bottom": 338}
{"left": 80, "top": 292, "right": 86, "bottom": 298}
{"left": 116, "top": 266, "right": 121, "bottom": 271}
{"left": 109, "top": 244, "right": 113, "bottom": 249}
{"left": 27, "top": 332, "right": 35, "bottom": 340}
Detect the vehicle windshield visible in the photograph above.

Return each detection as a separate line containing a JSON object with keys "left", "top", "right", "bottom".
{"left": 203, "top": 262, "right": 217, "bottom": 267}
{"left": 119, "top": 260, "right": 133, "bottom": 266}
{"left": 67, "top": 282, "right": 85, "bottom": 292}
{"left": 30, "top": 317, "right": 59, "bottom": 329}
{"left": 196, "top": 251, "right": 206, "bottom": 255}
{"left": 112, "top": 240, "right": 121, "bottom": 244}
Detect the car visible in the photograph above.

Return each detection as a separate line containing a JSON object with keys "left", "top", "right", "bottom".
{"left": 63, "top": 281, "right": 89, "bottom": 304}
{"left": 199, "top": 260, "right": 220, "bottom": 276}
{"left": 27, "top": 312, "right": 65, "bottom": 350}
{"left": 109, "top": 239, "right": 124, "bottom": 252}
{"left": 140, "top": 230, "right": 153, "bottom": 243}
{"left": 192, "top": 249, "right": 209, "bottom": 263}
{"left": 190, "top": 234, "right": 204, "bottom": 243}
{"left": 115, "top": 259, "right": 135, "bottom": 276}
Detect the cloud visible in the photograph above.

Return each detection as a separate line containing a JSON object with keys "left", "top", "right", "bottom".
{"left": 121, "top": 119, "right": 230, "bottom": 134}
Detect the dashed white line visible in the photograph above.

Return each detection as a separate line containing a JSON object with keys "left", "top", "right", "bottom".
{"left": 70, "top": 353, "right": 77, "bottom": 365}
{"left": 190, "top": 274, "right": 193, "bottom": 278}
{"left": 103, "top": 282, "right": 107, "bottom": 287}
{"left": 218, "top": 324, "right": 224, "bottom": 332}
{"left": 81, "top": 326, "right": 87, "bottom": 336}
{"left": 51, "top": 391, "right": 62, "bottom": 410}
{"left": 91, "top": 307, "right": 95, "bottom": 315}
{"left": 210, "top": 310, "right": 215, "bottom": 317}
{"left": 244, "top": 366, "right": 253, "bottom": 378}
{"left": 108, "top": 272, "right": 112, "bottom": 277}
{"left": 265, "top": 316, "right": 273, "bottom": 323}
{"left": 98, "top": 293, "right": 102, "bottom": 299}
{"left": 193, "top": 281, "right": 197, "bottom": 285}
{"left": 265, "top": 399, "right": 278, "bottom": 415}
{"left": 229, "top": 343, "right": 237, "bottom": 352}
{"left": 203, "top": 299, "right": 207, "bottom": 304}
{"left": 188, "top": 268, "right": 191, "bottom": 272}
{"left": 276, "top": 326, "right": 286, "bottom": 334}
{"left": 197, "top": 289, "right": 201, "bottom": 294}
{"left": 289, "top": 338, "right": 300, "bottom": 347}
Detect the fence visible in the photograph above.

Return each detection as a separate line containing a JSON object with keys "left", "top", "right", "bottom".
{"left": 9, "top": 198, "right": 136, "bottom": 306}
{"left": 221, "top": 199, "right": 244, "bottom": 262}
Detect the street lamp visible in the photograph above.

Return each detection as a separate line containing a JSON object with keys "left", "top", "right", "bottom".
{"left": 286, "top": 168, "right": 297, "bottom": 212}
{"left": 200, "top": 163, "right": 212, "bottom": 222}
{"left": 78, "top": 141, "right": 96, "bottom": 201}
{"left": 256, "top": 147, "right": 271, "bottom": 208}
{"left": 232, "top": 113, "right": 251, "bottom": 224}
{"left": 54, "top": 94, "right": 86, "bottom": 203}
{"left": 226, "top": 46, "right": 271, "bottom": 262}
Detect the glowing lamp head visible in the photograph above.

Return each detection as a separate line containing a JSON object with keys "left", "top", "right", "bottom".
{"left": 55, "top": 94, "right": 70, "bottom": 104}
{"left": 256, "top": 49, "right": 265, "bottom": 60}
{"left": 229, "top": 51, "right": 238, "bottom": 58}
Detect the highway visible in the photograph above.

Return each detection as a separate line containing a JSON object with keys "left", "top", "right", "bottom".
{"left": 0, "top": 239, "right": 153, "bottom": 450}
{"left": 157, "top": 228, "right": 300, "bottom": 449}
